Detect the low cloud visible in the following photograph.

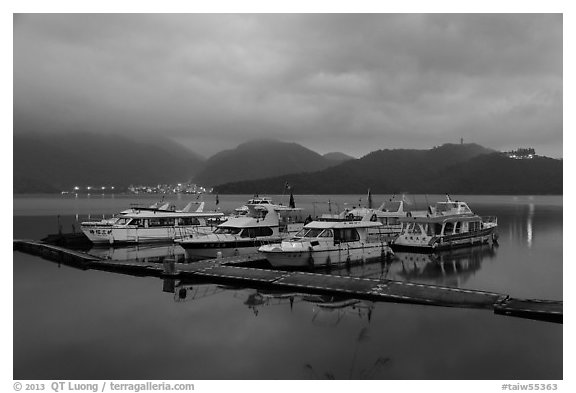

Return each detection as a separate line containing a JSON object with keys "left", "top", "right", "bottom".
{"left": 14, "top": 14, "right": 562, "bottom": 157}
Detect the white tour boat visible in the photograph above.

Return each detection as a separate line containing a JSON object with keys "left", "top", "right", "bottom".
{"left": 258, "top": 214, "right": 393, "bottom": 268}
{"left": 81, "top": 202, "right": 224, "bottom": 244}
{"left": 393, "top": 212, "right": 498, "bottom": 251}
{"left": 176, "top": 204, "right": 286, "bottom": 259}
{"left": 235, "top": 195, "right": 304, "bottom": 235}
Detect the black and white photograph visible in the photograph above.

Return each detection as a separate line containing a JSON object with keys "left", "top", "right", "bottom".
{"left": 10, "top": 8, "right": 565, "bottom": 386}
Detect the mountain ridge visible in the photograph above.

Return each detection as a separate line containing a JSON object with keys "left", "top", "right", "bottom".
{"left": 14, "top": 132, "right": 205, "bottom": 193}
{"left": 193, "top": 139, "right": 335, "bottom": 186}
{"left": 213, "top": 144, "right": 561, "bottom": 195}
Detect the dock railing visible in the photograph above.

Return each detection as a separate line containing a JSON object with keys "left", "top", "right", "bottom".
{"left": 482, "top": 216, "right": 498, "bottom": 226}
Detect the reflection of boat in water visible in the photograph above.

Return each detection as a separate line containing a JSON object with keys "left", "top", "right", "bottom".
{"left": 259, "top": 213, "right": 393, "bottom": 268}
{"left": 315, "top": 243, "right": 497, "bottom": 288}
{"left": 393, "top": 196, "right": 498, "bottom": 250}
{"left": 86, "top": 243, "right": 187, "bottom": 263}
{"left": 390, "top": 244, "right": 497, "bottom": 287}
{"left": 236, "top": 288, "right": 374, "bottom": 323}
{"left": 81, "top": 202, "right": 224, "bottom": 245}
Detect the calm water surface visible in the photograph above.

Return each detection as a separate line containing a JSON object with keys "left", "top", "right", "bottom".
{"left": 13, "top": 194, "right": 562, "bottom": 379}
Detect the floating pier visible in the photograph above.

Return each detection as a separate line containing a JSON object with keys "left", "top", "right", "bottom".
{"left": 13, "top": 239, "right": 562, "bottom": 323}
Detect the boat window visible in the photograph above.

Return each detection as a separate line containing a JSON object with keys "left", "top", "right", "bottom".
{"left": 433, "top": 223, "right": 443, "bottom": 235}
{"left": 334, "top": 228, "right": 360, "bottom": 243}
{"left": 295, "top": 228, "right": 309, "bottom": 237}
{"left": 258, "top": 227, "right": 273, "bottom": 237}
{"left": 388, "top": 217, "right": 400, "bottom": 225}
{"left": 302, "top": 228, "right": 323, "bottom": 238}
{"left": 454, "top": 222, "right": 462, "bottom": 234}
{"left": 469, "top": 221, "right": 480, "bottom": 232}
{"left": 319, "top": 229, "right": 334, "bottom": 238}
{"left": 409, "top": 224, "right": 422, "bottom": 234}
{"left": 214, "top": 227, "right": 242, "bottom": 235}
{"left": 148, "top": 217, "right": 175, "bottom": 227}
{"left": 128, "top": 219, "right": 145, "bottom": 227}
{"left": 444, "top": 222, "right": 454, "bottom": 234}
{"left": 115, "top": 218, "right": 131, "bottom": 226}
{"left": 180, "top": 217, "right": 201, "bottom": 226}
{"left": 240, "top": 227, "right": 274, "bottom": 238}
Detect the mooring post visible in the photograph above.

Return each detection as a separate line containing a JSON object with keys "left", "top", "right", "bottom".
{"left": 162, "top": 258, "right": 176, "bottom": 276}
{"left": 162, "top": 278, "right": 175, "bottom": 293}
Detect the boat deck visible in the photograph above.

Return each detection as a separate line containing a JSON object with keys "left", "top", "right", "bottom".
{"left": 13, "top": 239, "right": 562, "bottom": 323}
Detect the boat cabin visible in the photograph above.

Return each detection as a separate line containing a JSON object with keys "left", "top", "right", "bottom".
{"left": 429, "top": 200, "right": 474, "bottom": 216}
{"left": 292, "top": 220, "right": 381, "bottom": 245}
{"left": 399, "top": 215, "right": 483, "bottom": 238}
{"left": 213, "top": 226, "right": 275, "bottom": 238}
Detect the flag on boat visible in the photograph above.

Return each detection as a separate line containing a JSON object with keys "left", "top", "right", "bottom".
{"left": 289, "top": 190, "right": 295, "bottom": 209}
{"left": 367, "top": 188, "right": 373, "bottom": 208}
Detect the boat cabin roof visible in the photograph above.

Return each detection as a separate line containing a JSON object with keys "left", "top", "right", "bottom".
{"left": 305, "top": 220, "right": 382, "bottom": 229}
{"left": 399, "top": 214, "right": 482, "bottom": 224}
{"left": 246, "top": 197, "right": 272, "bottom": 204}
{"left": 122, "top": 210, "right": 223, "bottom": 219}
{"left": 434, "top": 200, "right": 473, "bottom": 214}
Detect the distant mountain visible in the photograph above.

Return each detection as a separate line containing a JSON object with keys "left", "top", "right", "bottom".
{"left": 213, "top": 143, "right": 562, "bottom": 195}
{"left": 14, "top": 132, "right": 205, "bottom": 193}
{"left": 323, "top": 152, "right": 355, "bottom": 163}
{"left": 194, "top": 139, "right": 335, "bottom": 187}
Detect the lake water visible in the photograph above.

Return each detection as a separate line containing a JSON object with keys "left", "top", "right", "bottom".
{"left": 13, "top": 194, "right": 563, "bottom": 379}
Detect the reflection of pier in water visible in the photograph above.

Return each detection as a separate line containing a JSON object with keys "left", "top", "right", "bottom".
{"left": 168, "top": 280, "right": 386, "bottom": 379}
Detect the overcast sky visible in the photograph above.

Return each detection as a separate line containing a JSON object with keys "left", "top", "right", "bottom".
{"left": 13, "top": 14, "right": 562, "bottom": 158}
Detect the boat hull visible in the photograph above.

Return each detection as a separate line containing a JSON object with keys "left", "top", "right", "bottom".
{"left": 179, "top": 238, "right": 284, "bottom": 259}
{"left": 81, "top": 225, "right": 213, "bottom": 244}
{"left": 393, "top": 227, "right": 498, "bottom": 251}
{"left": 260, "top": 243, "right": 392, "bottom": 268}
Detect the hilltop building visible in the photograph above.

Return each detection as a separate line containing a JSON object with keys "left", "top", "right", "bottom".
{"left": 504, "top": 148, "right": 536, "bottom": 160}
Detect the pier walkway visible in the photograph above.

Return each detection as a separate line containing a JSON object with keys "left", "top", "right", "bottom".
{"left": 13, "top": 239, "right": 562, "bottom": 323}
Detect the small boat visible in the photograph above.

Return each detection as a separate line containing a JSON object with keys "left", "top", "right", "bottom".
{"left": 393, "top": 210, "right": 498, "bottom": 251}
{"left": 80, "top": 202, "right": 224, "bottom": 244}
{"left": 334, "top": 198, "right": 411, "bottom": 239}
{"left": 235, "top": 195, "right": 300, "bottom": 213}
{"left": 259, "top": 213, "right": 393, "bottom": 268}
{"left": 235, "top": 195, "right": 304, "bottom": 235}
{"left": 176, "top": 204, "right": 286, "bottom": 259}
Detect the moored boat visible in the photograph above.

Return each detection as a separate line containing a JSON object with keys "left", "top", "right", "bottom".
{"left": 393, "top": 213, "right": 498, "bottom": 251}
{"left": 259, "top": 214, "right": 393, "bottom": 268}
{"left": 335, "top": 198, "right": 412, "bottom": 240}
{"left": 80, "top": 202, "right": 224, "bottom": 244}
{"left": 176, "top": 204, "right": 286, "bottom": 259}
{"left": 234, "top": 194, "right": 304, "bottom": 235}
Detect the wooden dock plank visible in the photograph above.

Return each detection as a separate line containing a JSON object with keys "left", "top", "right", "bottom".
{"left": 275, "top": 272, "right": 381, "bottom": 294}
{"left": 494, "top": 298, "right": 563, "bottom": 323}
{"left": 375, "top": 281, "right": 503, "bottom": 307}
{"left": 193, "top": 265, "right": 290, "bottom": 283}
